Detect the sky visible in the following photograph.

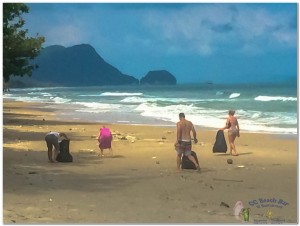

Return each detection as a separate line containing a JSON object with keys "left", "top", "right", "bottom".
{"left": 23, "top": 2, "right": 297, "bottom": 84}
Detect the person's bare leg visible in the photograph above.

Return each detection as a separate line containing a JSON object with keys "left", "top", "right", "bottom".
{"left": 177, "top": 155, "right": 182, "bottom": 172}
{"left": 48, "top": 147, "right": 54, "bottom": 163}
{"left": 53, "top": 149, "right": 59, "bottom": 161}
{"left": 228, "top": 134, "right": 233, "bottom": 155}
{"left": 229, "top": 135, "right": 238, "bottom": 156}
{"left": 187, "top": 155, "right": 200, "bottom": 171}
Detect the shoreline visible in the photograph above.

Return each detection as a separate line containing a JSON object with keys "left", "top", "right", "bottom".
{"left": 3, "top": 99, "right": 298, "bottom": 223}
{"left": 3, "top": 98, "right": 297, "bottom": 138}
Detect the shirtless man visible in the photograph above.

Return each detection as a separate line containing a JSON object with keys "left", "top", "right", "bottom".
{"left": 175, "top": 113, "right": 200, "bottom": 171}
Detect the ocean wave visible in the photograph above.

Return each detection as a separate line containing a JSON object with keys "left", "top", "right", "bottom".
{"left": 49, "top": 96, "right": 71, "bottom": 103}
{"left": 74, "top": 101, "right": 122, "bottom": 113}
{"left": 120, "top": 97, "right": 148, "bottom": 103}
{"left": 120, "top": 96, "right": 213, "bottom": 104}
{"left": 100, "top": 92, "right": 143, "bottom": 97}
{"left": 254, "top": 96, "right": 297, "bottom": 102}
{"left": 229, "top": 93, "right": 240, "bottom": 99}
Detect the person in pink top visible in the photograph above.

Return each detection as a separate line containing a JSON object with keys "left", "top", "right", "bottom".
{"left": 98, "top": 126, "right": 113, "bottom": 157}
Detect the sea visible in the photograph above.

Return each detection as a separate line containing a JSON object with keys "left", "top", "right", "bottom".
{"left": 3, "top": 83, "right": 298, "bottom": 135}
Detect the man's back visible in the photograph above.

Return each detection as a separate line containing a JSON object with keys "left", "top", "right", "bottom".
{"left": 177, "top": 119, "right": 194, "bottom": 141}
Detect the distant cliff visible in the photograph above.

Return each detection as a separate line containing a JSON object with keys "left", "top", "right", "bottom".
{"left": 140, "top": 70, "right": 177, "bottom": 85}
{"left": 25, "top": 44, "right": 139, "bottom": 86}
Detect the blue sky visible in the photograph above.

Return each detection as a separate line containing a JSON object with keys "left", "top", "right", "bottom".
{"left": 24, "top": 3, "right": 297, "bottom": 84}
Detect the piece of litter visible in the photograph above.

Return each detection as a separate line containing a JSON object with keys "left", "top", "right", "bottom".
{"left": 49, "top": 198, "right": 52, "bottom": 202}
{"left": 152, "top": 157, "right": 157, "bottom": 159}
{"left": 233, "top": 201, "right": 244, "bottom": 217}
{"left": 220, "top": 201, "right": 230, "bottom": 208}
{"left": 237, "top": 165, "right": 245, "bottom": 168}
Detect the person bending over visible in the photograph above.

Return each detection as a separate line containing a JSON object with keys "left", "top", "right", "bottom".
{"left": 175, "top": 113, "right": 200, "bottom": 171}
{"left": 45, "top": 131, "right": 69, "bottom": 163}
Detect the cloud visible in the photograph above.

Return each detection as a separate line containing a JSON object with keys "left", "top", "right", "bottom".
{"left": 143, "top": 4, "right": 296, "bottom": 56}
{"left": 25, "top": 3, "right": 296, "bottom": 58}
{"left": 45, "top": 24, "right": 87, "bottom": 47}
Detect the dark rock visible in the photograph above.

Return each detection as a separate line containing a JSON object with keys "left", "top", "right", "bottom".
{"left": 140, "top": 70, "right": 177, "bottom": 85}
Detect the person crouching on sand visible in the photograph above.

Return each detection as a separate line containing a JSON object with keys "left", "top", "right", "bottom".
{"left": 45, "top": 132, "right": 69, "bottom": 163}
{"left": 221, "top": 110, "right": 240, "bottom": 156}
{"left": 175, "top": 113, "right": 200, "bottom": 171}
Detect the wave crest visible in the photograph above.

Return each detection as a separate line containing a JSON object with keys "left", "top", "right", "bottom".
{"left": 255, "top": 96, "right": 297, "bottom": 102}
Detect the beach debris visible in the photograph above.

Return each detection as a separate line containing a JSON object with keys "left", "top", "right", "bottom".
{"left": 49, "top": 198, "right": 53, "bottom": 202}
{"left": 213, "top": 178, "right": 243, "bottom": 182}
{"left": 11, "top": 220, "right": 16, "bottom": 223}
{"left": 237, "top": 165, "right": 245, "bottom": 168}
{"left": 125, "top": 135, "right": 137, "bottom": 142}
{"left": 43, "top": 118, "right": 46, "bottom": 121}
{"left": 207, "top": 210, "right": 217, "bottom": 215}
{"left": 199, "top": 142, "right": 205, "bottom": 146}
{"left": 152, "top": 156, "right": 157, "bottom": 159}
{"left": 28, "top": 171, "right": 37, "bottom": 174}
{"left": 79, "top": 149, "right": 94, "bottom": 152}
{"left": 227, "top": 159, "right": 233, "bottom": 164}
{"left": 120, "top": 136, "right": 127, "bottom": 140}
{"left": 220, "top": 201, "right": 230, "bottom": 208}
{"left": 162, "top": 136, "right": 166, "bottom": 140}
{"left": 242, "top": 208, "right": 250, "bottom": 222}
{"left": 233, "top": 201, "right": 244, "bottom": 218}
{"left": 210, "top": 185, "right": 214, "bottom": 190}
{"left": 91, "top": 135, "right": 97, "bottom": 139}
{"left": 180, "top": 175, "right": 188, "bottom": 181}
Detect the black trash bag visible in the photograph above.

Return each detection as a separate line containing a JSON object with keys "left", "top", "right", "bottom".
{"left": 213, "top": 130, "right": 227, "bottom": 153}
{"left": 181, "top": 151, "right": 199, "bottom": 170}
{"left": 56, "top": 139, "right": 73, "bottom": 162}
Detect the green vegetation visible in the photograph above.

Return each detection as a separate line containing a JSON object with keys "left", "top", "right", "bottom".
{"left": 3, "top": 3, "right": 45, "bottom": 82}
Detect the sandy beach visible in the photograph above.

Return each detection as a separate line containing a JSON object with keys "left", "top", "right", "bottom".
{"left": 3, "top": 100, "right": 298, "bottom": 224}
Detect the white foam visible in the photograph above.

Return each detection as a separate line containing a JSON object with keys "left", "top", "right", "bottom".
{"left": 255, "top": 95, "right": 297, "bottom": 102}
{"left": 100, "top": 92, "right": 143, "bottom": 97}
{"left": 229, "top": 93, "right": 240, "bottom": 98}
{"left": 74, "top": 101, "right": 122, "bottom": 113}
{"left": 50, "top": 97, "right": 70, "bottom": 103}
{"left": 120, "top": 97, "right": 148, "bottom": 103}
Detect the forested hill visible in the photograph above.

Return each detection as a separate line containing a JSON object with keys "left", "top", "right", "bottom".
{"left": 29, "top": 44, "right": 139, "bottom": 86}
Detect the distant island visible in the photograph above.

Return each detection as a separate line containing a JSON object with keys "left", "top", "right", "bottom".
{"left": 7, "top": 44, "right": 177, "bottom": 87}
{"left": 140, "top": 70, "right": 177, "bottom": 85}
